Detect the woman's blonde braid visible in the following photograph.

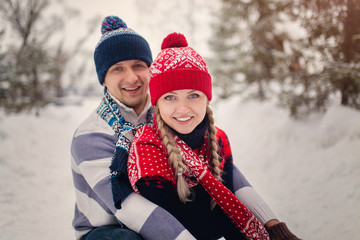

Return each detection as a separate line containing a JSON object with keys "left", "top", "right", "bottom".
{"left": 206, "top": 106, "right": 222, "bottom": 209}
{"left": 155, "top": 107, "right": 191, "bottom": 203}
{"left": 206, "top": 106, "right": 222, "bottom": 182}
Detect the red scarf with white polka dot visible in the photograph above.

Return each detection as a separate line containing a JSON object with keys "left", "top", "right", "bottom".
{"left": 128, "top": 123, "right": 269, "bottom": 240}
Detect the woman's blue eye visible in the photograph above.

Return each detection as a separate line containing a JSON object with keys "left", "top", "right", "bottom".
{"left": 164, "top": 95, "right": 175, "bottom": 100}
{"left": 189, "top": 93, "right": 199, "bottom": 98}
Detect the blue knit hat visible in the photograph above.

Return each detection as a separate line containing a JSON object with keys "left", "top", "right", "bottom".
{"left": 94, "top": 16, "right": 153, "bottom": 85}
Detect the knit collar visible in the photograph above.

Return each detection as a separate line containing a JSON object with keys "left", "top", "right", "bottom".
{"left": 108, "top": 91, "right": 152, "bottom": 126}
{"left": 169, "top": 115, "right": 209, "bottom": 150}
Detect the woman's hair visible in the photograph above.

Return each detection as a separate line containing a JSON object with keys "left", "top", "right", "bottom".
{"left": 155, "top": 106, "right": 222, "bottom": 204}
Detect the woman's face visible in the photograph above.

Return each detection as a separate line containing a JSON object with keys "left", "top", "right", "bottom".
{"left": 157, "top": 89, "right": 208, "bottom": 134}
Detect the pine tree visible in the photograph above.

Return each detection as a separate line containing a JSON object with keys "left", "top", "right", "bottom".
{"left": 0, "top": 0, "right": 97, "bottom": 113}
{"left": 208, "top": 0, "right": 244, "bottom": 99}
{"left": 209, "top": 0, "right": 292, "bottom": 100}
{"left": 280, "top": 0, "right": 360, "bottom": 116}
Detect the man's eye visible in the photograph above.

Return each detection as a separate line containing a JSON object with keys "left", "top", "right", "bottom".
{"left": 134, "top": 64, "right": 146, "bottom": 69}
{"left": 113, "top": 67, "right": 123, "bottom": 71}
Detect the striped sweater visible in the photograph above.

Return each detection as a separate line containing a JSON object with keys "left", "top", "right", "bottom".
{"left": 70, "top": 95, "right": 276, "bottom": 239}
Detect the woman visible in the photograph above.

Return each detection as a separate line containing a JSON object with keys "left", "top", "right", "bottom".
{"left": 128, "top": 32, "right": 299, "bottom": 240}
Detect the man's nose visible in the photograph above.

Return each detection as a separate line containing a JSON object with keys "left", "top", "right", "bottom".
{"left": 126, "top": 69, "right": 139, "bottom": 83}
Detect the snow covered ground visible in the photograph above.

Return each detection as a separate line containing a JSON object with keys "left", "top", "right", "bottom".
{"left": 0, "top": 95, "right": 359, "bottom": 240}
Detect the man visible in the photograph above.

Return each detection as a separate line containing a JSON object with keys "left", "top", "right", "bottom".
{"left": 71, "top": 15, "right": 299, "bottom": 240}
{"left": 71, "top": 16, "right": 196, "bottom": 240}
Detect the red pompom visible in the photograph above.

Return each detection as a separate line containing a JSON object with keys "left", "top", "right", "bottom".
{"left": 161, "top": 32, "right": 188, "bottom": 50}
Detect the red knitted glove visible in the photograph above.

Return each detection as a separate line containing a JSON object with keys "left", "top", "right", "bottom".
{"left": 266, "top": 222, "right": 301, "bottom": 240}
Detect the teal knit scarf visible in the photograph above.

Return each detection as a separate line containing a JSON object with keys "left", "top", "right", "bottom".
{"left": 97, "top": 91, "right": 153, "bottom": 209}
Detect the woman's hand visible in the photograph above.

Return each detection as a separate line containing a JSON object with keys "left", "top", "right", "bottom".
{"left": 266, "top": 221, "right": 301, "bottom": 240}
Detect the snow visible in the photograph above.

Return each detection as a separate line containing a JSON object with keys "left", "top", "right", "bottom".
{"left": 1, "top": 0, "right": 360, "bottom": 238}
{"left": 1, "top": 95, "right": 359, "bottom": 240}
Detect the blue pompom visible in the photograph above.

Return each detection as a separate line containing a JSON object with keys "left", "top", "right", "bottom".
{"left": 101, "top": 16, "right": 127, "bottom": 34}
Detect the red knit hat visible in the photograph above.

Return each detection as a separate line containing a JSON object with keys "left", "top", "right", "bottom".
{"left": 149, "top": 33, "right": 212, "bottom": 105}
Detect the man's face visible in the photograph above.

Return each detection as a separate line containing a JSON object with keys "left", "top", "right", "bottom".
{"left": 103, "top": 60, "right": 149, "bottom": 115}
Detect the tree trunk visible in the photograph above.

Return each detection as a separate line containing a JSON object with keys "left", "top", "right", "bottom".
{"left": 340, "top": 0, "right": 357, "bottom": 106}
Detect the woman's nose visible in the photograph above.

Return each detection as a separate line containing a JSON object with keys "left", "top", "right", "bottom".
{"left": 175, "top": 100, "right": 190, "bottom": 114}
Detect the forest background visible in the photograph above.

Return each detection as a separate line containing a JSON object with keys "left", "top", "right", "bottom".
{"left": 1, "top": 0, "right": 359, "bottom": 116}
{"left": 0, "top": 0, "right": 359, "bottom": 239}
